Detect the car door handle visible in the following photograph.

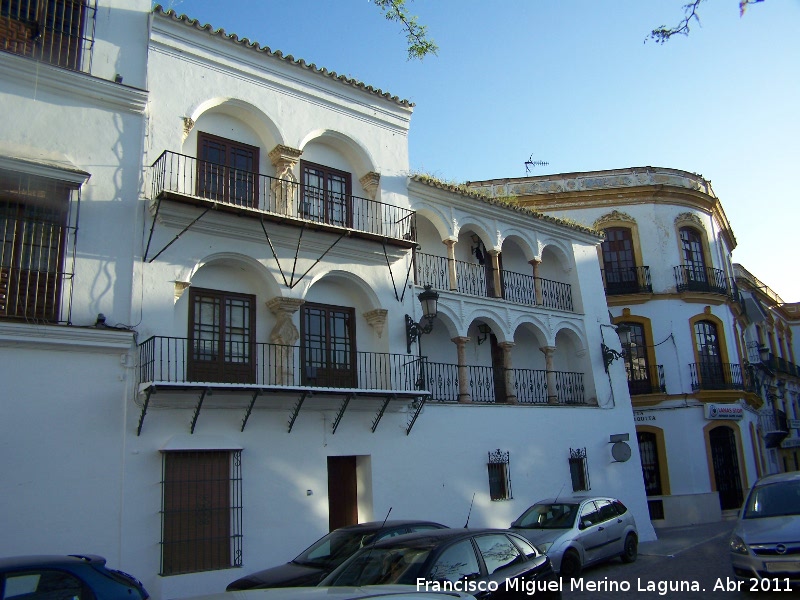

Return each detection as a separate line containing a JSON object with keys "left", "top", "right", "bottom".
{"left": 598, "top": 526, "right": 604, "bottom": 531}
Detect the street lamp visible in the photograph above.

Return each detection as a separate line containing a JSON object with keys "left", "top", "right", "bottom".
{"left": 406, "top": 285, "right": 439, "bottom": 354}
{"left": 601, "top": 323, "right": 631, "bottom": 373}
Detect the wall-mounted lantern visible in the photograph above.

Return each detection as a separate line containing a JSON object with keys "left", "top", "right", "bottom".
{"left": 476, "top": 323, "right": 491, "bottom": 345}
{"left": 405, "top": 285, "right": 440, "bottom": 354}
{"left": 602, "top": 323, "right": 631, "bottom": 372}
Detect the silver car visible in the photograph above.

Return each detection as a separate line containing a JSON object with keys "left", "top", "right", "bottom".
{"left": 729, "top": 471, "right": 800, "bottom": 585}
{"left": 510, "top": 495, "right": 638, "bottom": 577}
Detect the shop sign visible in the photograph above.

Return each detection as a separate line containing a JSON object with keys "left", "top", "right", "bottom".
{"left": 705, "top": 403, "right": 744, "bottom": 420}
{"left": 634, "top": 411, "right": 656, "bottom": 423}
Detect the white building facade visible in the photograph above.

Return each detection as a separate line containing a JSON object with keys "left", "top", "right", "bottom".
{"left": 1, "top": 3, "right": 654, "bottom": 598}
{"left": 471, "top": 168, "right": 768, "bottom": 527}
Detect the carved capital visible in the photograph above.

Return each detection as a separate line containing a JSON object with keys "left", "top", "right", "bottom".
{"left": 266, "top": 296, "right": 305, "bottom": 345}
{"left": 174, "top": 281, "right": 191, "bottom": 303}
{"left": 359, "top": 171, "right": 381, "bottom": 200}
{"left": 182, "top": 117, "right": 194, "bottom": 140}
{"left": 363, "top": 308, "right": 388, "bottom": 338}
{"left": 268, "top": 145, "right": 303, "bottom": 181}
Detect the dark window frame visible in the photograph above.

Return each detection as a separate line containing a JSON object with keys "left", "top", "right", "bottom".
{"left": 300, "top": 301, "right": 356, "bottom": 388}
{"left": 0, "top": 169, "right": 77, "bottom": 324}
{"left": 487, "top": 449, "right": 512, "bottom": 501}
{"left": 680, "top": 226, "right": 707, "bottom": 283}
{"left": 620, "top": 321, "right": 653, "bottom": 395}
{"left": 187, "top": 287, "right": 256, "bottom": 384}
{"left": 694, "top": 319, "right": 724, "bottom": 388}
{"left": 602, "top": 227, "right": 638, "bottom": 293}
{"left": 637, "top": 430, "right": 663, "bottom": 496}
{"left": 196, "top": 131, "right": 260, "bottom": 208}
{"left": 299, "top": 160, "right": 352, "bottom": 228}
{"left": 160, "top": 450, "right": 243, "bottom": 576}
{"left": 569, "top": 447, "right": 590, "bottom": 492}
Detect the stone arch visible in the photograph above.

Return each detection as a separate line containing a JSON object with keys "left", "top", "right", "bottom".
{"left": 186, "top": 97, "right": 284, "bottom": 150}
{"left": 297, "top": 129, "right": 376, "bottom": 181}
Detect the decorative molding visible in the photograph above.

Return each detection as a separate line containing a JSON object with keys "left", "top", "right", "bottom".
{"left": 593, "top": 210, "right": 635, "bottom": 229}
{"left": 359, "top": 171, "right": 381, "bottom": 200}
{"left": 0, "top": 153, "right": 90, "bottom": 186}
{"left": 268, "top": 144, "right": 303, "bottom": 181}
{"left": 0, "top": 51, "right": 147, "bottom": 114}
{"left": 674, "top": 212, "right": 704, "bottom": 228}
{"left": 0, "top": 322, "right": 133, "bottom": 353}
{"left": 363, "top": 308, "right": 388, "bottom": 338}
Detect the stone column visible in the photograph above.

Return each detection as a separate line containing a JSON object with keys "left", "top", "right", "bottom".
{"left": 444, "top": 239, "right": 458, "bottom": 291}
{"left": 530, "top": 258, "right": 543, "bottom": 305}
{"left": 489, "top": 249, "right": 503, "bottom": 298}
{"left": 453, "top": 336, "right": 472, "bottom": 403}
{"left": 267, "top": 297, "right": 305, "bottom": 385}
{"left": 268, "top": 145, "right": 303, "bottom": 216}
{"left": 540, "top": 345, "right": 558, "bottom": 404}
{"left": 500, "top": 341, "right": 517, "bottom": 404}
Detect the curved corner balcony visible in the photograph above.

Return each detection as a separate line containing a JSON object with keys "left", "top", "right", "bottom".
{"left": 673, "top": 265, "right": 731, "bottom": 297}
{"left": 602, "top": 266, "right": 653, "bottom": 295}
{"left": 148, "top": 151, "right": 416, "bottom": 246}
{"left": 689, "top": 362, "right": 744, "bottom": 391}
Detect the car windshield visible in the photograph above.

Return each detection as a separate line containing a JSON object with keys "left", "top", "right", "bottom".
{"left": 513, "top": 503, "right": 579, "bottom": 529}
{"left": 325, "top": 547, "right": 431, "bottom": 586}
{"left": 743, "top": 480, "right": 800, "bottom": 519}
{"left": 294, "top": 530, "right": 381, "bottom": 569}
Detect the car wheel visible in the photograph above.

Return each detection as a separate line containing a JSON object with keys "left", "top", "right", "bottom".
{"left": 559, "top": 550, "right": 582, "bottom": 578}
{"left": 621, "top": 533, "right": 638, "bottom": 563}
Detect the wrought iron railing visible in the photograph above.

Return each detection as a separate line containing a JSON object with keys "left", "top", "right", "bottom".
{"left": 415, "top": 253, "right": 573, "bottom": 311}
{"left": 148, "top": 151, "right": 416, "bottom": 243}
{"left": 689, "top": 362, "right": 744, "bottom": 391}
{"left": 415, "top": 253, "right": 449, "bottom": 290}
{"left": 1, "top": 0, "right": 96, "bottom": 73}
{"left": 454, "top": 259, "right": 490, "bottom": 297}
{"left": 673, "top": 265, "right": 729, "bottom": 296}
{"left": 601, "top": 266, "right": 652, "bottom": 295}
{"left": 759, "top": 408, "right": 789, "bottom": 449}
{"left": 513, "top": 368, "right": 549, "bottom": 404}
{"left": 539, "top": 277, "right": 573, "bottom": 311}
{"left": 501, "top": 270, "right": 536, "bottom": 306}
{"left": 138, "top": 336, "right": 425, "bottom": 392}
{"left": 421, "top": 362, "right": 585, "bottom": 405}
{"left": 626, "top": 364, "right": 666, "bottom": 395}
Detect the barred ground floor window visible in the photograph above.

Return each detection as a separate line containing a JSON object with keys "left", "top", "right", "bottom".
{"left": 161, "top": 450, "right": 242, "bottom": 576}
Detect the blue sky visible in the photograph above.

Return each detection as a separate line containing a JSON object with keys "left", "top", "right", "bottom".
{"left": 167, "top": 0, "right": 800, "bottom": 301}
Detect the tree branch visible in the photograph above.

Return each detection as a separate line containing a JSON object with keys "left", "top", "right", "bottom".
{"left": 373, "top": 0, "right": 438, "bottom": 60}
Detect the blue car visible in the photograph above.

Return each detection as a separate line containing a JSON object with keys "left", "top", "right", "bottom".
{"left": 0, "top": 555, "right": 148, "bottom": 600}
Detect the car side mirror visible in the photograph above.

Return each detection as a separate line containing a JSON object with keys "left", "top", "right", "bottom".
{"left": 578, "top": 520, "right": 588, "bottom": 530}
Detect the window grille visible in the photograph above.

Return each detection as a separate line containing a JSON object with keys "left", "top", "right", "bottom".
{"left": 487, "top": 449, "right": 511, "bottom": 501}
{"left": 0, "top": 168, "right": 78, "bottom": 324}
{"left": 569, "top": 447, "right": 590, "bottom": 492}
{"left": 161, "top": 450, "right": 243, "bottom": 576}
{"left": 1, "top": 1, "right": 97, "bottom": 72}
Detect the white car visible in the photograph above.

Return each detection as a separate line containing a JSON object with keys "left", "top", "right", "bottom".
{"left": 509, "top": 495, "right": 638, "bottom": 577}
{"left": 729, "top": 471, "right": 800, "bottom": 586}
